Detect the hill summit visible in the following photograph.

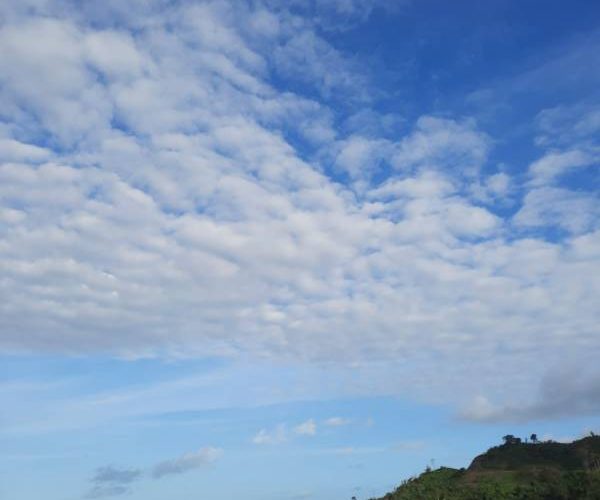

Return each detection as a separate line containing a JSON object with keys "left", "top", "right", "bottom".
{"left": 371, "top": 434, "right": 600, "bottom": 499}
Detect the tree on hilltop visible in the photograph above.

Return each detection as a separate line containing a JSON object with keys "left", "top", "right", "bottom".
{"left": 502, "top": 434, "right": 522, "bottom": 445}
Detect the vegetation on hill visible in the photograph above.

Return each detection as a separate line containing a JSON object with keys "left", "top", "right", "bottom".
{"left": 370, "top": 434, "right": 600, "bottom": 500}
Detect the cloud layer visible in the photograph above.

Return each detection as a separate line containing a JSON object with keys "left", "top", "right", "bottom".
{"left": 0, "top": 0, "right": 599, "bottom": 417}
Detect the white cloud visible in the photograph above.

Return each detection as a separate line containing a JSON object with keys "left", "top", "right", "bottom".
{"left": 513, "top": 187, "right": 599, "bottom": 234}
{"left": 333, "top": 135, "right": 392, "bottom": 180}
{"left": 286, "top": 0, "right": 402, "bottom": 32}
{"left": 486, "top": 172, "right": 511, "bottom": 195}
{"left": 273, "top": 27, "right": 370, "bottom": 101}
{"left": 0, "top": 138, "right": 52, "bottom": 162}
{"left": 324, "top": 417, "right": 350, "bottom": 427}
{"left": 293, "top": 419, "right": 317, "bottom": 436}
{"left": 528, "top": 149, "right": 595, "bottom": 186}
{"left": 0, "top": 17, "right": 113, "bottom": 145}
{"left": 369, "top": 170, "right": 456, "bottom": 200}
{"left": 253, "top": 424, "right": 288, "bottom": 445}
{"left": 84, "top": 30, "right": 147, "bottom": 80}
{"left": 391, "top": 116, "right": 490, "bottom": 176}
{"left": 459, "top": 395, "right": 498, "bottom": 422}
{"left": 469, "top": 171, "right": 513, "bottom": 204}
{"left": 536, "top": 103, "right": 600, "bottom": 146}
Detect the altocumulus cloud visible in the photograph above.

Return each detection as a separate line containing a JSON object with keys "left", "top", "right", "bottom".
{"left": 0, "top": 0, "right": 598, "bottom": 419}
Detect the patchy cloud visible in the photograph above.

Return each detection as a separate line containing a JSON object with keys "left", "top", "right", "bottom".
{"left": 324, "top": 417, "right": 350, "bottom": 427}
{"left": 84, "top": 447, "right": 222, "bottom": 498}
{"left": 0, "top": 0, "right": 598, "bottom": 422}
{"left": 391, "top": 116, "right": 491, "bottom": 176}
{"left": 513, "top": 186, "right": 599, "bottom": 234}
{"left": 152, "top": 447, "right": 223, "bottom": 479}
{"left": 85, "top": 466, "right": 142, "bottom": 498}
{"left": 253, "top": 424, "right": 288, "bottom": 445}
{"left": 528, "top": 149, "right": 595, "bottom": 187}
{"left": 293, "top": 419, "right": 317, "bottom": 436}
{"left": 92, "top": 466, "right": 142, "bottom": 484}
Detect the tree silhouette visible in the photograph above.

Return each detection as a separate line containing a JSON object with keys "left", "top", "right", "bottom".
{"left": 530, "top": 433, "right": 538, "bottom": 444}
{"left": 502, "top": 434, "right": 521, "bottom": 445}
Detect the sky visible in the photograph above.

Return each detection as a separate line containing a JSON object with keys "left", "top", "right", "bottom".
{"left": 0, "top": 0, "right": 599, "bottom": 499}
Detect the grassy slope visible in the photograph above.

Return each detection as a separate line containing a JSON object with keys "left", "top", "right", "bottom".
{"left": 372, "top": 436, "right": 600, "bottom": 500}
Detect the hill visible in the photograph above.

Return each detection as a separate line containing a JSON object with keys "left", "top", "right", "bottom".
{"left": 371, "top": 435, "right": 600, "bottom": 500}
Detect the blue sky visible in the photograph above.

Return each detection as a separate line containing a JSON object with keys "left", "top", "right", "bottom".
{"left": 1, "top": 1, "right": 600, "bottom": 499}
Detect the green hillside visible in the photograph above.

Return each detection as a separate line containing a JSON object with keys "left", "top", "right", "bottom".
{"left": 371, "top": 435, "right": 600, "bottom": 500}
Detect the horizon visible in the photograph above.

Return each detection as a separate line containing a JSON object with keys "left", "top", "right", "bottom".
{"left": 1, "top": 1, "right": 600, "bottom": 499}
